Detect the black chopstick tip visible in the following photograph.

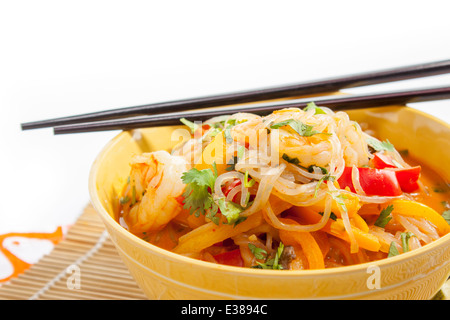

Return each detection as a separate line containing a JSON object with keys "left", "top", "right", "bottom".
{"left": 20, "top": 122, "right": 34, "bottom": 131}
{"left": 21, "top": 121, "right": 52, "bottom": 131}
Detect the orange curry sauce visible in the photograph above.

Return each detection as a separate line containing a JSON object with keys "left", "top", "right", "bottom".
{"left": 0, "top": 227, "right": 64, "bottom": 282}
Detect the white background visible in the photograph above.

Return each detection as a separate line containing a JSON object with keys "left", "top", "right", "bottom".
{"left": 1, "top": 1, "right": 450, "bottom": 238}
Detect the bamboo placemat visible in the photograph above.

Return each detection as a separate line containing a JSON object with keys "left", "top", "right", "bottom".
{"left": 0, "top": 204, "right": 147, "bottom": 300}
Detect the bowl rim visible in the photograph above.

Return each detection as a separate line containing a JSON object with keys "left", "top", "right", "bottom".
{"left": 88, "top": 106, "right": 450, "bottom": 278}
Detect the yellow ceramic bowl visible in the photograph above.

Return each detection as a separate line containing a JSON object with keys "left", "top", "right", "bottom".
{"left": 89, "top": 106, "right": 450, "bottom": 300}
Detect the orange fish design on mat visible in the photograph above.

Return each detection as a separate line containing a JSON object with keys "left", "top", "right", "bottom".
{"left": 0, "top": 227, "right": 64, "bottom": 282}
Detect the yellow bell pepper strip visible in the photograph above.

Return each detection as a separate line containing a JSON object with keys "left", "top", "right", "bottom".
{"left": 325, "top": 219, "right": 381, "bottom": 252}
{"left": 174, "top": 196, "right": 292, "bottom": 254}
{"left": 194, "top": 131, "right": 228, "bottom": 175}
{"left": 174, "top": 211, "right": 264, "bottom": 254}
{"left": 288, "top": 206, "right": 380, "bottom": 252}
{"left": 390, "top": 199, "right": 450, "bottom": 236}
{"left": 308, "top": 191, "right": 361, "bottom": 219}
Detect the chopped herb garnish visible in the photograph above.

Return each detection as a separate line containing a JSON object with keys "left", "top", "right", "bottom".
{"left": 206, "top": 127, "right": 222, "bottom": 138}
{"left": 374, "top": 205, "right": 394, "bottom": 228}
{"left": 119, "top": 196, "right": 130, "bottom": 205}
{"left": 248, "top": 243, "right": 267, "bottom": 260}
{"left": 244, "top": 170, "right": 255, "bottom": 188}
{"left": 206, "top": 210, "right": 220, "bottom": 225}
{"left": 237, "top": 145, "right": 245, "bottom": 160}
{"left": 442, "top": 210, "right": 450, "bottom": 226}
{"left": 131, "top": 186, "right": 137, "bottom": 205}
{"left": 270, "top": 119, "right": 323, "bottom": 137}
{"left": 225, "top": 118, "right": 237, "bottom": 127}
{"left": 224, "top": 128, "right": 233, "bottom": 144}
{"left": 388, "top": 232, "right": 415, "bottom": 257}
{"left": 282, "top": 153, "right": 328, "bottom": 174}
{"left": 251, "top": 242, "right": 285, "bottom": 270}
{"left": 400, "top": 232, "right": 415, "bottom": 253}
{"left": 180, "top": 118, "right": 199, "bottom": 134}
{"left": 366, "top": 137, "right": 396, "bottom": 153}
{"left": 314, "top": 174, "right": 336, "bottom": 198}
{"left": 282, "top": 153, "right": 300, "bottom": 166}
{"left": 181, "top": 163, "right": 218, "bottom": 220}
{"left": 329, "top": 192, "right": 348, "bottom": 214}
{"left": 308, "top": 165, "right": 328, "bottom": 174}
{"left": 388, "top": 242, "right": 400, "bottom": 257}
{"left": 217, "top": 197, "right": 245, "bottom": 225}
{"left": 318, "top": 211, "right": 337, "bottom": 221}
{"left": 272, "top": 242, "right": 284, "bottom": 270}
{"left": 304, "top": 101, "right": 326, "bottom": 115}
{"left": 233, "top": 216, "right": 248, "bottom": 227}
{"left": 225, "top": 156, "right": 238, "bottom": 171}
{"left": 433, "top": 183, "right": 450, "bottom": 193}
{"left": 223, "top": 119, "right": 238, "bottom": 144}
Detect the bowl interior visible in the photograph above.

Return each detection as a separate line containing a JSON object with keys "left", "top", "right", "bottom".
{"left": 88, "top": 105, "right": 450, "bottom": 299}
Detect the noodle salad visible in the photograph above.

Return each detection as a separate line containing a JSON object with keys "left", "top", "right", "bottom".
{"left": 117, "top": 103, "right": 450, "bottom": 270}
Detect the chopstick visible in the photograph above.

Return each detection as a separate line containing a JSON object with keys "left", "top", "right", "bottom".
{"left": 53, "top": 85, "right": 450, "bottom": 134}
{"left": 22, "top": 59, "right": 450, "bottom": 130}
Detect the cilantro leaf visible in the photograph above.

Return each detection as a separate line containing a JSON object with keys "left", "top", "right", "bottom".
{"left": 314, "top": 174, "right": 335, "bottom": 198}
{"left": 180, "top": 118, "right": 199, "bottom": 134}
{"left": 251, "top": 242, "right": 285, "bottom": 270}
{"left": 388, "top": 242, "right": 400, "bottom": 257}
{"left": 329, "top": 192, "right": 348, "bottom": 214}
{"left": 308, "top": 165, "right": 328, "bottom": 174}
{"left": 318, "top": 211, "right": 337, "bottom": 221}
{"left": 304, "top": 101, "right": 326, "bottom": 115}
{"left": 181, "top": 165, "right": 217, "bottom": 218}
{"left": 374, "top": 205, "right": 394, "bottom": 228}
{"left": 282, "top": 153, "right": 328, "bottom": 174}
{"left": 237, "top": 145, "right": 245, "bottom": 159}
{"left": 400, "top": 232, "right": 415, "bottom": 253}
{"left": 244, "top": 170, "right": 255, "bottom": 188}
{"left": 366, "top": 137, "right": 396, "bottom": 153}
{"left": 388, "top": 232, "right": 415, "bottom": 257}
{"left": 272, "top": 242, "right": 284, "bottom": 269}
{"left": 131, "top": 186, "right": 136, "bottom": 205}
{"left": 217, "top": 197, "right": 245, "bottom": 224}
{"left": 443, "top": 210, "right": 450, "bottom": 225}
{"left": 282, "top": 153, "right": 300, "bottom": 165}
{"left": 225, "top": 156, "right": 238, "bottom": 172}
{"left": 119, "top": 196, "right": 130, "bottom": 205}
{"left": 270, "top": 119, "right": 321, "bottom": 137}
{"left": 248, "top": 243, "right": 267, "bottom": 260}
{"left": 224, "top": 128, "right": 233, "bottom": 144}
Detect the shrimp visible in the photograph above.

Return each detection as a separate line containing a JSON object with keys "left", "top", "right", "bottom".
{"left": 121, "top": 150, "right": 189, "bottom": 234}
{"left": 230, "top": 115, "right": 264, "bottom": 149}
{"left": 333, "top": 112, "right": 371, "bottom": 167}
{"left": 278, "top": 129, "right": 333, "bottom": 168}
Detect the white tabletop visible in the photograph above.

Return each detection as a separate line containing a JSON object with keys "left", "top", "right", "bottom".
{"left": 0, "top": 2, "right": 449, "bottom": 270}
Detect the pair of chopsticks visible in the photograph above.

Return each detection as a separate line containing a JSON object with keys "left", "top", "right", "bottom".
{"left": 21, "top": 59, "right": 450, "bottom": 134}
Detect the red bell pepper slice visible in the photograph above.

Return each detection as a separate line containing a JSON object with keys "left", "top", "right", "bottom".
{"left": 338, "top": 167, "right": 402, "bottom": 196}
{"left": 393, "top": 166, "right": 421, "bottom": 193}
{"left": 222, "top": 179, "right": 242, "bottom": 202}
{"left": 370, "top": 153, "right": 421, "bottom": 193}
{"left": 371, "top": 153, "right": 397, "bottom": 169}
{"left": 213, "top": 249, "right": 244, "bottom": 267}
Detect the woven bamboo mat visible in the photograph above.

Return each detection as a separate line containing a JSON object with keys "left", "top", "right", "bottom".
{"left": 0, "top": 205, "right": 147, "bottom": 300}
